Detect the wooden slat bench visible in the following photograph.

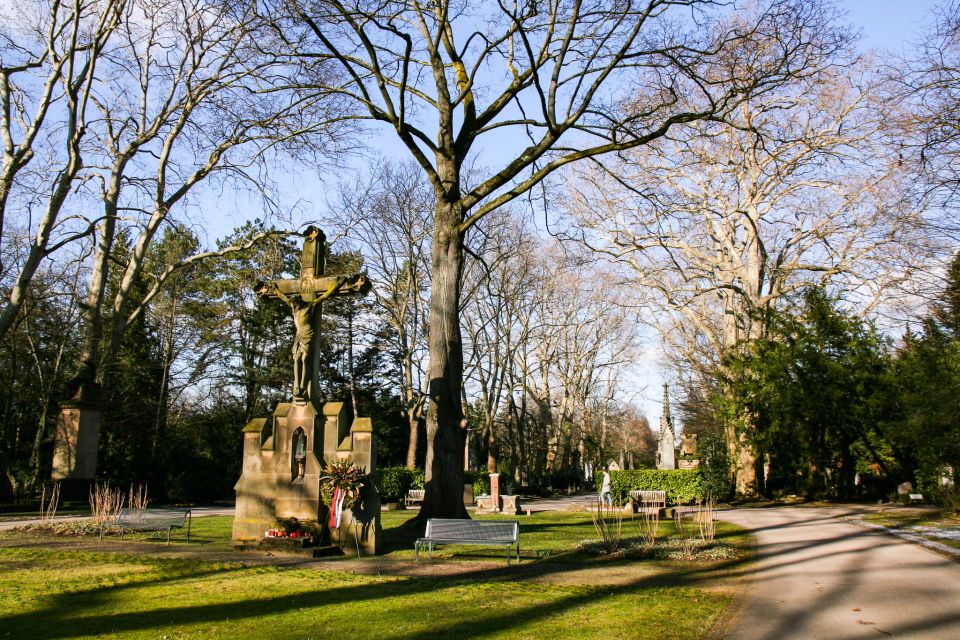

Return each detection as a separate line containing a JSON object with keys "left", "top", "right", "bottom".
{"left": 630, "top": 490, "right": 667, "bottom": 514}
{"left": 100, "top": 508, "right": 191, "bottom": 543}
{"left": 415, "top": 518, "right": 520, "bottom": 564}
{"left": 405, "top": 489, "right": 425, "bottom": 507}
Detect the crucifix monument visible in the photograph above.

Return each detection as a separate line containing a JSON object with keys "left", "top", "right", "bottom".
{"left": 254, "top": 226, "right": 370, "bottom": 402}
{"left": 234, "top": 226, "right": 380, "bottom": 554}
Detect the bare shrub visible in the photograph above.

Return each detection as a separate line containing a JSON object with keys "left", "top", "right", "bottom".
{"left": 698, "top": 493, "right": 716, "bottom": 543}
{"left": 637, "top": 495, "right": 661, "bottom": 546}
{"left": 591, "top": 498, "right": 624, "bottom": 554}
{"left": 673, "top": 507, "right": 698, "bottom": 557}
{"left": 128, "top": 484, "right": 149, "bottom": 511}
{"left": 39, "top": 483, "right": 60, "bottom": 523}
{"left": 89, "top": 482, "right": 124, "bottom": 525}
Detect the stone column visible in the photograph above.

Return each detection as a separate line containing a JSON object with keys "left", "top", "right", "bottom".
{"left": 489, "top": 473, "right": 501, "bottom": 513}
{"left": 52, "top": 399, "right": 102, "bottom": 491}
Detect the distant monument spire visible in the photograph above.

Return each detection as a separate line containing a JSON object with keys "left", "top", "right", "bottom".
{"left": 657, "top": 383, "right": 676, "bottom": 470}
{"left": 660, "top": 383, "right": 674, "bottom": 438}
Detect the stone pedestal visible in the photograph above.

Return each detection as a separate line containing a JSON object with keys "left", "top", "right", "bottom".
{"left": 52, "top": 400, "right": 102, "bottom": 481}
{"left": 233, "top": 401, "right": 380, "bottom": 555}
{"left": 501, "top": 494, "right": 521, "bottom": 515}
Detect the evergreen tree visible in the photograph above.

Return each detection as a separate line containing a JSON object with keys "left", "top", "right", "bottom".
{"left": 721, "top": 288, "right": 895, "bottom": 499}
{"left": 893, "top": 251, "right": 960, "bottom": 495}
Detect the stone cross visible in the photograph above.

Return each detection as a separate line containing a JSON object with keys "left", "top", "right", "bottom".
{"left": 256, "top": 226, "right": 370, "bottom": 404}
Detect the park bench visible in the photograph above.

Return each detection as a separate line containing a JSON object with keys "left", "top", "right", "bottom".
{"left": 405, "top": 489, "right": 425, "bottom": 507}
{"left": 630, "top": 490, "right": 667, "bottom": 514}
{"left": 100, "top": 508, "right": 191, "bottom": 543}
{"left": 415, "top": 518, "right": 520, "bottom": 564}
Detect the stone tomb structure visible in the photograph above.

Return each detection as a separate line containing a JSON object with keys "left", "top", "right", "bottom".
{"left": 232, "top": 227, "right": 380, "bottom": 554}
{"left": 678, "top": 433, "right": 700, "bottom": 470}
{"left": 656, "top": 384, "right": 677, "bottom": 471}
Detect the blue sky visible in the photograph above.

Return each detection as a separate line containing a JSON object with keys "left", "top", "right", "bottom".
{"left": 844, "top": 0, "right": 940, "bottom": 53}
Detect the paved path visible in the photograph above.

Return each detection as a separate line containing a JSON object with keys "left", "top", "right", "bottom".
{"left": 0, "top": 505, "right": 235, "bottom": 531}
{"left": 715, "top": 506, "right": 960, "bottom": 639}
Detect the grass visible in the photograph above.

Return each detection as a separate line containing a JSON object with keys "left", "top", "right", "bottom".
{"left": 0, "top": 511, "right": 753, "bottom": 639}
{"left": 860, "top": 509, "right": 960, "bottom": 550}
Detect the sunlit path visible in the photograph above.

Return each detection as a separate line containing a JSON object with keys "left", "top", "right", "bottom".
{"left": 716, "top": 507, "right": 960, "bottom": 639}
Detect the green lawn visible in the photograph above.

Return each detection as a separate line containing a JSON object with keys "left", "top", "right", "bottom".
{"left": 0, "top": 511, "right": 752, "bottom": 639}
{"left": 860, "top": 509, "right": 960, "bottom": 550}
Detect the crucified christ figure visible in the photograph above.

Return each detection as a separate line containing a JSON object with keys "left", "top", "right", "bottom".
{"left": 261, "top": 277, "right": 345, "bottom": 399}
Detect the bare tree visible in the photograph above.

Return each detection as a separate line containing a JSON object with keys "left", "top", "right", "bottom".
{"left": 568, "top": 48, "right": 920, "bottom": 494}
{"left": 889, "top": 1, "right": 960, "bottom": 238}
{"left": 0, "top": 0, "right": 126, "bottom": 339}
{"left": 59, "top": 0, "right": 347, "bottom": 393}
{"left": 339, "top": 161, "right": 433, "bottom": 468}
{"left": 270, "top": 0, "right": 838, "bottom": 518}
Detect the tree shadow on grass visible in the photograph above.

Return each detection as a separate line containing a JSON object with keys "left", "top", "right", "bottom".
{"left": 1, "top": 554, "right": 753, "bottom": 640}
{"left": 13, "top": 509, "right": 948, "bottom": 639}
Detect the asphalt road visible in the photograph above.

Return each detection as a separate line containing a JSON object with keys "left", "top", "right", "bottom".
{"left": 714, "top": 506, "right": 960, "bottom": 639}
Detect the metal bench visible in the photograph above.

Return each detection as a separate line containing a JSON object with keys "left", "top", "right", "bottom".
{"left": 405, "top": 489, "right": 425, "bottom": 507}
{"left": 101, "top": 508, "right": 191, "bottom": 543}
{"left": 415, "top": 518, "right": 520, "bottom": 563}
{"left": 630, "top": 490, "right": 667, "bottom": 513}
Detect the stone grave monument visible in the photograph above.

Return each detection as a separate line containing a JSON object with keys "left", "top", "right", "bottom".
{"left": 678, "top": 433, "right": 700, "bottom": 470}
{"left": 656, "top": 384, "right": 676, "bottom": 470}
{"left": 232, "top": 226, "right": 380, "bottom": 554}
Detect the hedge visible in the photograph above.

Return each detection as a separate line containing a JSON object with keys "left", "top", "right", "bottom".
{"left": 376, "top": 467, "right": 490, "bottom": 501}
{"left": 376, "top": 467, "right": 418, "bottom": 501}
{"left": 609, "top": 469, "right": 705, "bottom": 504}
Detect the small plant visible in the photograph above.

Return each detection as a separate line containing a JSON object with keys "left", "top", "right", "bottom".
{"left": 128, "top": 484, "right": 149, "bottom": 511}
{"left": 89, "top": 482, "right": 125, "bottom": 525}
{"left": 590, "top": 498, "right": 624, "bottom": 554}
{"left": 673, "top": 508, "right": 699, "bottom": 557}
{"left": 39, "top": 483, "right": 60, "bottom": 523}
{"left": 636, "top": 495, "right": 661, "bottom": 546}
{"left": 698, "top": 493, "right": 716, "bottom": 543}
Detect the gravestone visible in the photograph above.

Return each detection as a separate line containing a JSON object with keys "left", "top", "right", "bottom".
{"left": 656, "top": 384, "right": 676, "bottom": 470}
{"left": 233, "top": 227, "right": 380, "bottom": 554}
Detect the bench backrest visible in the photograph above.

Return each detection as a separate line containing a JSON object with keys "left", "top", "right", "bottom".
{"left": 630, "top": 490, "right": 666, "bottom": 505}
{"left": 425, "top": 518, "right": 518, "bottom": 542}
{"left": 118, "top": 508, "right": 189, "bottom": 525}
{"left": 408, "top": 489, "right": 425, "bottom": 499}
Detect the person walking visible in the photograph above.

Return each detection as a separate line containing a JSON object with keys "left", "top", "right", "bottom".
{"left": 599, "top": 467, "right": 612, "bottom": 508}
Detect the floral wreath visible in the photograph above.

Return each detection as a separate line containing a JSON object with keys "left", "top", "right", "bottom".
{"left": 320, "top": 460, "right": 365, "bottom": 510}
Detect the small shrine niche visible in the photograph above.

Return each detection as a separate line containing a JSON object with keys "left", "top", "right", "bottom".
{"left": 292, "top": 428, "right": 307, "bottom": 481}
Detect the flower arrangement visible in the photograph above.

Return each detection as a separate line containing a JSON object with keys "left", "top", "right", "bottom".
{"left": 320, "top": 461, "right": 365, "bottom": 510}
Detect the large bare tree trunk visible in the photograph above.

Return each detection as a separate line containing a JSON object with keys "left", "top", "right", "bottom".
{"left": 420, "top": 205, "right": 468, "bottom": 520}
